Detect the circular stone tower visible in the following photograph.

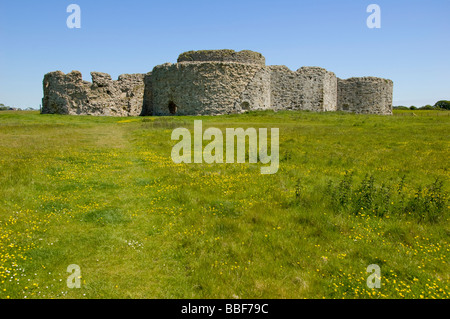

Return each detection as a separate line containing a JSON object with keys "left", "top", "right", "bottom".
{"left": 337, "top": 77, "right": 393, "bottom": 115}
{"left": 150, "top": 50, "right": 271, "bottom": 116}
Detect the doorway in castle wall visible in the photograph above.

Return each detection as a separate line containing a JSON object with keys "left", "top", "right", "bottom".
{"left": 168, "top": 101, "right": 178, "bottom": 114}
{"left": 241, "top": 101, "right": 250, "bottom": 111}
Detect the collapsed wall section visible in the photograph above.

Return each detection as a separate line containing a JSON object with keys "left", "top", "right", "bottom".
{"left": 269, "top": 66, "right": 337, "bottom": 112}
{"left": 42, "top": 71, "right": 88, "bottom": 115}
{"left": 42, "top": 71, "right": 146, "bottom": 116}
{"left": 337, "top": 77, "right": 393, "bottom": 115}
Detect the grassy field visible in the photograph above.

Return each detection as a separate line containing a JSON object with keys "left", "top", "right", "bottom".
{"left": 0, "top": 109, "right": 448, "bottom": 299}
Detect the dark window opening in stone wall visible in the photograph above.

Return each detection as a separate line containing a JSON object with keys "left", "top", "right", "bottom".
{"left": 241, "top": 101, "right": 250, "bottom": 111}
{"left": 168, "top": 101, "right": 177, "bottom": 114}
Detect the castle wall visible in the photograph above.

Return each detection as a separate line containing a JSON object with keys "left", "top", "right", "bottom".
{"left": 42, "top": 71, "right": 88, "bottom": 115}
{"left": 151, "top": 62, "right": 266, "bottom": 115}
{"left": 42, "top": 71, "right": 146, "bottom": 116}
{"left": 323, "top": 70, "right": 338, "bottom": 112}
{"left": 177, "top": 49, "right": 265, "bottom": 66}
{"left": 235, "top": 67, "right": 272, "bottom": 111}
{"left": 142, "top": 72, "right": 153, "bottom": 116}
{"left": 337, "top": 77, "right": 393, "bottom": 115}
{"left": 269, "top": 66, "right": 337, "bottom": 112}
{"left": 41, "top": 50, "right": 393, "bottom": 117}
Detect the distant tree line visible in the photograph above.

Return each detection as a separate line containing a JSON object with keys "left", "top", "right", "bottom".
{"left": 0, "top": 103, "right": 35, "bottom": 111}
{"left": 394, "top": 100, "right": 450, "bottom": 111}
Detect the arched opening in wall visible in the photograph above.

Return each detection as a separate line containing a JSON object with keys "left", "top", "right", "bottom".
{"left": 168, "top": 101, "right": 177, "bottom": 114}
{"left": 241, "top": 101, "right": 250, "bottom": 111}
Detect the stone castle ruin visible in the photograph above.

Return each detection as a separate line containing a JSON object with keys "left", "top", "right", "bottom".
{"left": 41, "top": 50, "right": 393, "bottom": 116}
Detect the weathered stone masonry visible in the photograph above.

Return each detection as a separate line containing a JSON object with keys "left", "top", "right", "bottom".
{"left": 42, "top": 70, "right": 147, "bottom": 116}
{"left": 337, "top": 77, "right": 393, "bottom": 115}
{"left": 42, "top": 50, "right": 393, "bottom": 116}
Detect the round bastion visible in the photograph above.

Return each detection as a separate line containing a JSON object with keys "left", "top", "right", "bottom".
{"left": 177, "top": 49, "right": 266, "bottom": 66}
{"left": 337, "top": 77, "right": 393, "bottom": 115}
{"left": 151, "top": 50, "right": 270, "bottom": 116}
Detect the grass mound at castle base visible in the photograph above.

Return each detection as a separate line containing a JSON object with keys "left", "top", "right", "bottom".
{"left": 0, "top": 110, "right": 448, "bottom": 299}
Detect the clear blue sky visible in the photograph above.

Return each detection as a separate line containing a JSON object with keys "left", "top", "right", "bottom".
{"left": 0, "top": 0, "right": 449, "bottom": 109}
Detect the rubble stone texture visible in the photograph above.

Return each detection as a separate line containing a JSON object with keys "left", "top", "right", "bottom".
{"left": 177, "top": 49, "right": 266, "bottom": 66}
{"left": 337, "top": 77, "right": 394, "bottom": 115}
{"left": 41, "top": 50, "right": 393, "bottom": 116}
{"left": 151, "top": 62, "right": 266, "bottom": 116}
{"left": 42, "top": 71, "right": 145, "bottom": 116}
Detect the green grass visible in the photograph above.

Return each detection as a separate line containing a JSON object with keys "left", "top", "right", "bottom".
{"left": 0, "top": 109, "right": 448, "bottom": 299}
